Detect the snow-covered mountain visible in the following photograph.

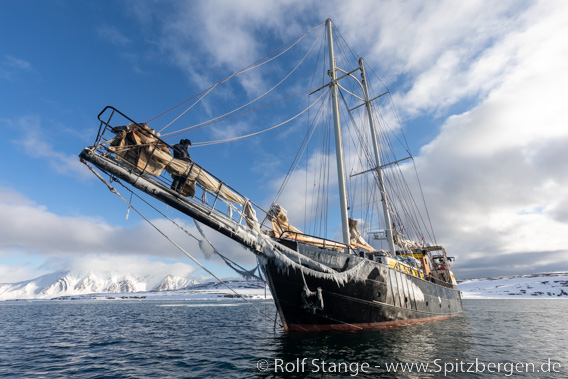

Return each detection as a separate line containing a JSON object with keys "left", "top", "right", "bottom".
{"left": 153, "top": 275, "right": 198, "bottom": 292}
{"left": 460, "top": 272, "right": 568, "bottom": 299}
{"left": 0, "top": 271, "right": 198, "bottom": 301}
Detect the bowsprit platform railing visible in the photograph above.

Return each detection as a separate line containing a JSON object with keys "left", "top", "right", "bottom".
{"left": 89, "top": 106, "right": 274, "bottom": 237}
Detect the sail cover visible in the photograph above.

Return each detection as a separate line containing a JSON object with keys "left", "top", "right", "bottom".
{"left": 107, "top": 124, "right": 244, "bottom": 205}
{"left": 108, "top": 123, "right": 170, "bottom": 176}
{"left": 269, "top": 204, "right": 303, "bottom": 238}
{"left": 348, "top": 218, "right": 374, "bottom": 251}
{"left": 269, "top": 204, "right": 374, "bottom": 251}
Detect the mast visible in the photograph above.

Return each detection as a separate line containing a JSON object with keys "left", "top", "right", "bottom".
{"left": 326, "top": 18, "right": 350, "bottom": 249}
{"left": 359, "top": 58, "right": 397, "bottom": 256}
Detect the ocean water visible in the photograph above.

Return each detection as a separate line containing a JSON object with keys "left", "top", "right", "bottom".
{"left": 0, "top": 299, "right": 566, "bottom": 378}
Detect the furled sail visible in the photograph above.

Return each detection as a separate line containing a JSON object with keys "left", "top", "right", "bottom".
{"left": 107, "top": 123, "right": 244, "bottom": 205}
{"left": 348, "top": 218, "right": 374, "bottom": 251}
{"left": 269, "top": 204, "right": 303, "bottom": 239}
{"left": 269, "top": 204, "right": 373, "bottom": 251}
{"left": 108, "top": 123, "right": 170, "bottom": 176}
{"left": 392, "top": 228, "right": 421, "bottom": 250}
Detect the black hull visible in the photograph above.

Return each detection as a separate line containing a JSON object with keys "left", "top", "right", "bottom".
{"left": 262, "top": 253, "right": 463, "bottom": 332}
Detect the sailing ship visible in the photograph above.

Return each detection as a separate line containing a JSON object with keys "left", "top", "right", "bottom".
{"left": 80, "top": 19, "right": 463, "bottom": 331}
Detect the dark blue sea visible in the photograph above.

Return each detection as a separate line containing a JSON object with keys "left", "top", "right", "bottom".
{"left": 0, "top": 299, "right": 566, "bottom": 378}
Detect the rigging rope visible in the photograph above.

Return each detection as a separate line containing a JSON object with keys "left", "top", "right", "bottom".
{"left": 273, "top": 90, "right": 330, "bottom": 204}
{"left": 193, "top": 219, "right": 264, "bottom": 281}
{"left": 83, "top": 161, "right": 282, "bottom": 327}
{"left": 329, "top": 25, "right": 439, "bottom": 246}
{"left": 112, "top": 179, "right": 266, "bottom": 281}
{"left": 160, "top": 31, "right": 321, "bottom": 139}
{"left": 164, "top": 90, "right": 308, "bottom": 141}
{"left": 280, "top": 24, "right": 438, "bottom": 249}
{"left": 190, "top": 88, "right": 329, "bottom": 147}
{"left": 150, "top": 22, "right": 325, "bottom": 134}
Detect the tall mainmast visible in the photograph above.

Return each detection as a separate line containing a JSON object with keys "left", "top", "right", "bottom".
{"left": 326, "top": 18, "right": 350, "bottom": 249}
{"left": 359, "top": 58, "right": 397, "bottom": 256}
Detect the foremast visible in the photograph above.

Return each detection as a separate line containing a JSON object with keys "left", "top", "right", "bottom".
{"left": 326, "top": 18, "right": 350, "bottom": 250}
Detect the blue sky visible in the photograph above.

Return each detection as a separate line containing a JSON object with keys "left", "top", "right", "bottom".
{"left": 2, "top": 0, "right": 568, "bottom": 283}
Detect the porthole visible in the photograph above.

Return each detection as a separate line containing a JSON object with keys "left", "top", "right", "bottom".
{"left": 426, "top": 301, "right": 429, "bottom": 307}
{"left": 376, "top": 291, "right": 381, "bottom": 298}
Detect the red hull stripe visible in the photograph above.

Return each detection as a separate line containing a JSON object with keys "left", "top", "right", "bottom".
{"left": 285, "top": 313, "right": 462, "bottom": 332}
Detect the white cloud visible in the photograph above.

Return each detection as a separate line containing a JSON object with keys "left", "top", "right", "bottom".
{"left": 413, "top": 0, "right": 568, "bottom": 276}
{"left": 7, "top": 115, "right": 92, "bottom": 180}
{"left": 125, "top": 1, "right": 542, "bottom": 123}
{"left": 0, "top": 186, "right": 257, "bottom": 282}
{"left": 208, "top": 120, "right": 253, "bottom": 142}
{"left": 256, "top": 1, "right": 568, "bottom": 278}
{"left": 4, "top": 55, "right": 32, "bottom": 71}
{"left": 169, "top": 0, "right": 311, "bottom": 68}
{"left": 97, "top": 25, "right": 131, "bottom": 46}
{"left": 51, "top": 254, "right": 196, "bottom": 280}
{"left": 269, "top": 150, "right": 338, "bottom": 227}
{"left": 0, "top": 264, "right": 42, "bottom": 284}
{"left": 327, "top": 0, "right": 535, "bottom": 118}
{"left": 1, "top": 55, "right": 34, "bottom": 80}
{"left": 137, "top": 0, "right": 318, "bottom": 97}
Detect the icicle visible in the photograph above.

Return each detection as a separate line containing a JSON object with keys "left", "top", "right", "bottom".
{"left": 198, "top": 239, "right": 216, "bottom": 260}
{"left": 125, "top": 193, "right": 133, "bottom": 220}
{"left": 194, "top": 219, "right": 218, "bottom": 260}
{"left": 253, "top": 231, "right": 371, "bottom": 287}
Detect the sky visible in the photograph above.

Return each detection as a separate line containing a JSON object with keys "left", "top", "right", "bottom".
{"left": 1, "top": 0, "right": 567, "bottom": 283}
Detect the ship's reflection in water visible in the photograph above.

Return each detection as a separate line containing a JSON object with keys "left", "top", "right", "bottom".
{"left": 270, "top": 314, "right": 471, "bottom": 378}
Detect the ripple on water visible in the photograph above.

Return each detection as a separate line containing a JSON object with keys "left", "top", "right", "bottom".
{"left": 0, "top": 299, "right": 566, "bottom": 378}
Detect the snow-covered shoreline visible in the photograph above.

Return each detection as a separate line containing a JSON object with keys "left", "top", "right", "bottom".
{"left": 0, "top": 271, "right": 269, "bottom": 301}
{"left": 459, "top": 272, "right": 568, "bottom": 299}
{"left": 53, "top": 287, "right": 273, "bottom": 302}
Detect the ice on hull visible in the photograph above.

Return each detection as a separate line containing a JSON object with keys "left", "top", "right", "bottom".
{"left": 262, "top": 247, "right": 463, "bottom": 332}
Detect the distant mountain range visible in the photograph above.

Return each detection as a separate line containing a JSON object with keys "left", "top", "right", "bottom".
{"left": 0, "top": 271, "right": 198, "bottom": 301}
{"left": 2, "top": 271, "right": 567, "bottom": 301}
